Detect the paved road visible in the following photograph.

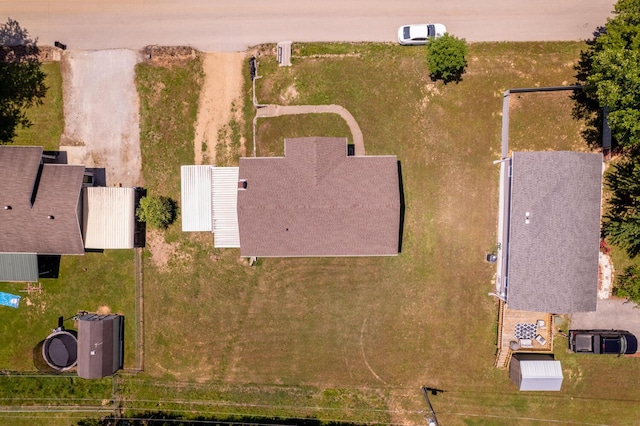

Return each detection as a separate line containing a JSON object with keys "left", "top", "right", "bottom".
{"left": 3, "top": 0, "right": 614, "bottom": 51}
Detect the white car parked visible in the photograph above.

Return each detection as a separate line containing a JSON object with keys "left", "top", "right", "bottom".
{"left": 397, "top": 23, "right": 447, "bottom": 45}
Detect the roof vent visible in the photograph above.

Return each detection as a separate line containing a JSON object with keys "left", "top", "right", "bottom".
{"left": 47, "top": 215, "right": 55, "bottom": 220}
{"left": 238, "top": 180, "right": 248, "bottom": 190}
{"left": 3, "top": 205, "right": 11, "bottom": 210}
{"left": 525, "top": 211, "right": 530, "bottom": 225}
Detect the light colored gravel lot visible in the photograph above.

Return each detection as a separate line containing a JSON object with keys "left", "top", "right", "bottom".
{"left": 60, "top": 49, "right": 143, "bottom": 187}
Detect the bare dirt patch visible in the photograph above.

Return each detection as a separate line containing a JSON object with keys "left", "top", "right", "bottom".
{"left": 280, "top": 84, "right": 299, "bottom": 103}
{"left": 96, "top": 305, "right": 112, "bottom": 315}
{"left": 194, "top": 52, "right": 246, "bottom": 165}
{"left": 145, "top": 229, "right": 178, "bottom": 271}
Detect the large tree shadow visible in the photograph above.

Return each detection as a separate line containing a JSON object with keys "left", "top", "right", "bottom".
{"left": 571, "top": 26, "right": 612, "bottom": 152}
{"left": 0, "top": 18, "right": 46, "bottom": 143}
{"left": 0, "top": 18, "right": 40, "bottom": 61}
{"left": 79, "top": 412, "right": 369, "bottom": 425}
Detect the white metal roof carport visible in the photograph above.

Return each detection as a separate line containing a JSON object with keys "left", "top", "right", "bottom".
{"left": 180, "top": 165, "right": 240, "bottom": 248}
{"left": 82, "top": 187, "right": 136, "bottom": 249}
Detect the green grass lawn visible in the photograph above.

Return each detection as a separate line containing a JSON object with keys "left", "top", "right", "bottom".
{"left": 0, "top": 251, "right": 136, "bottom": 371}
{"left": 128, "top": 42, "right": 640, "bottom": 425}
{"left": 0, "top": 60, "right": 134, "bottom": 425}
{"left": 13, "top": 62, "right": 64, "bottom": 150}
{"left": 3, "top": 43, "right": 640, "bottom": 425}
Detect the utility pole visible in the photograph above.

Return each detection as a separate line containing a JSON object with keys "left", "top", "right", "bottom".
{"left": 421, "top": 386, "right": 442, "bottom": 426}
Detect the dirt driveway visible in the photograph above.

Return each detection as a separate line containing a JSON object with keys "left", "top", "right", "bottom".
{"left": 194, "top": 52, "right": 246, "bottom": 165}
{"left": 60, "top": 49, "right": 143, "bottom": 187}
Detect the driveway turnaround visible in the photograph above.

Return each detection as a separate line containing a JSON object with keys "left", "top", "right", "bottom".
{"left": 60, "top": 49, "right": 143, "bottom": 187}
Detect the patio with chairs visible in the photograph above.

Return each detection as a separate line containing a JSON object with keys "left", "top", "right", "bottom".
{"left": 495, "top": 301, "right": 554, "bottom": 368}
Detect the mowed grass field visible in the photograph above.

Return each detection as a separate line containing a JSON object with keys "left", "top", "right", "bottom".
{"left": 2, "top": 42, "right": 640, "bottom": 425}
{"left": 13, "top": 62, "right": 64, "bottom": 151}
{"left": 1, "top": 62, "right": 137, "bottom": 375}
{"left": 0, "top": 61, "right": 135, "bottom": 425}
{"left": 132, "top": 42, "right": 640, "bottom": 425}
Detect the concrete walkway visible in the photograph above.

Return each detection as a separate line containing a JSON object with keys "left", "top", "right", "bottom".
{"left": 255, "top": 104, "right": 365, "bottom": 156}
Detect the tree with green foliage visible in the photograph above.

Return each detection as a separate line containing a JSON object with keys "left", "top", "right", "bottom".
{"left": 602, "top": 160, "right": 640, "bottom": 257}
{"left": 0, "top": 18, "right": 47, "bottom": 143}
{"left": 425, "top": 34, "right": 468, "bottom": 83}
{"left": 575, "top": 0, "right": 640, "bottom": 149}
{"left": 614, "top": 265, "right": 640, "bottom": 304}
{"left": 136, "top": 195, "right": 178, "bottom": 229}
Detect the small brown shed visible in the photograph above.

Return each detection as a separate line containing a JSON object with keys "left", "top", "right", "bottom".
{"left": 77, "top": 313, "right": 124, "bottom": 379}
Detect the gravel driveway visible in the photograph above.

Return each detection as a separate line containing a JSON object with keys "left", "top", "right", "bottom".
{"left": 60, "top": 49, "right": 143, "bottom": 187}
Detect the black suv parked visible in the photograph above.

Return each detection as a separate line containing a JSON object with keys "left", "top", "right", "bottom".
{"left": 569, "top": 329, "right": 638, "bottom": 355}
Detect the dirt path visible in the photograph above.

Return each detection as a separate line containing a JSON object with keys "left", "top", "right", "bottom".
{"left": 194, "top": 52, "right": 246, "bottom": 165}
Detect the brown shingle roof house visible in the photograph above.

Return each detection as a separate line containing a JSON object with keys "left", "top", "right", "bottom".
{"left": 0, "top": 146, "right": 85, "bottom": 255}
{"left": 237, "top": 137, "right": 401, "bottom": 257}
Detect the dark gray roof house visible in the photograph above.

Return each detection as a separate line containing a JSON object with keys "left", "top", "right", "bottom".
{"left": 77, "top": 314, "right": 124, "bottom": 379}
{"left": 505, "top": 151, "right": 602, "bottom": 313}
{"left": 0, "top": 146, "right": 85, "bottom": 255}
{"left": 0, "top": 146, "right": 139, "bottom": 282}
{"left": 237, "top": 137, "right": 401, "bottom": 257}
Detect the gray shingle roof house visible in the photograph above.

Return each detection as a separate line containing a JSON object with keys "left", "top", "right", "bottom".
{"left": 237, "top": 137, "right": 400, "bottom": 257}
{"left": 505, "top": 151, "right": 602, "bottom": 313}
{"left": 0, "top": 146, "right": 85, "bottom": 255}
{"left": 77, "top": 313, "right": 124, "bottom": 379}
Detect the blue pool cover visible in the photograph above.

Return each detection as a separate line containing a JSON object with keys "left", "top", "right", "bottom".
{"left": 0, "top": 292, "right": 21, "bottom": 309}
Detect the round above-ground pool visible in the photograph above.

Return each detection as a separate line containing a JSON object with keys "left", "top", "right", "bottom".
{"left": 42, "top": 330, "right": 78, "bottom": 371}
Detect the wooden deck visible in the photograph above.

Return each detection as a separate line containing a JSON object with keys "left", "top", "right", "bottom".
{"left": 495, "top": 300, "right": 553, "bottom": 368}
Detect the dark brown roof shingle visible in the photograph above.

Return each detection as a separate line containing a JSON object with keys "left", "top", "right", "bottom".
{"left": 237, "top": 137, "right": 400, "bottom": 257}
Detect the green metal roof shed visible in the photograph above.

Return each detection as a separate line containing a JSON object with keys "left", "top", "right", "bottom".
{"left": 0, "top": 253, "right": 39, "bottom": 282}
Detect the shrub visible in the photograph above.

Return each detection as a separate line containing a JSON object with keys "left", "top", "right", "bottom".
{"left": 136, "top": 195, "right": 178, "bottom": 229}
{"left": 614, "top": 265, "right": 640, "bottom": 304}
{"left": 426, "top": 34, "right": 469, "bottom": 83}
